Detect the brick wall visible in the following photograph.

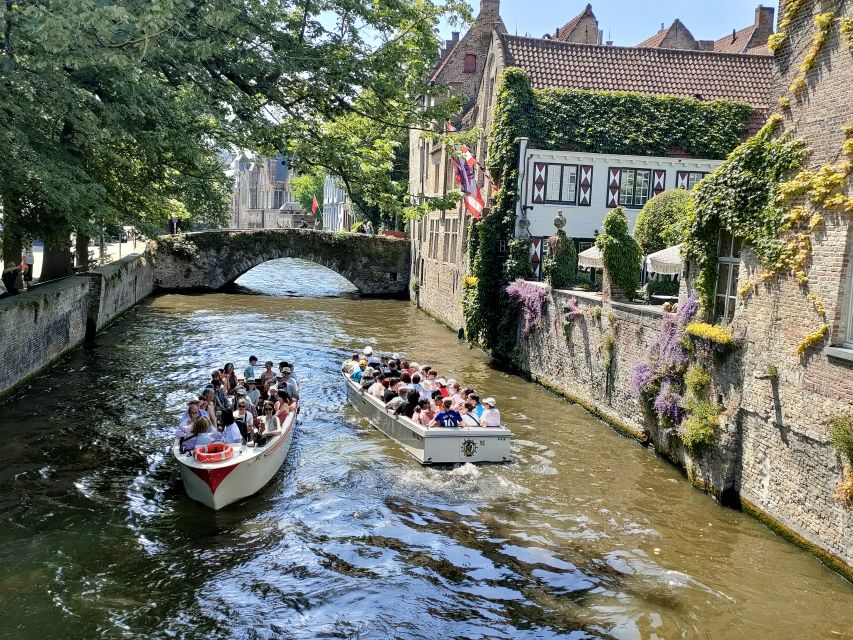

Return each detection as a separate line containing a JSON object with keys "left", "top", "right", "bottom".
{"left": 0, "top": 252, "right": 155, "bottom": 398}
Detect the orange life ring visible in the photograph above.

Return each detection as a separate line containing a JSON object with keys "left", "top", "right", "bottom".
{"left": 194, "top": 443, "right": 234, "bottom": 463}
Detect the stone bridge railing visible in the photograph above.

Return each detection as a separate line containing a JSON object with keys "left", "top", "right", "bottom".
{"left": 150, "top": 229, "right": 411, "bottom": 297}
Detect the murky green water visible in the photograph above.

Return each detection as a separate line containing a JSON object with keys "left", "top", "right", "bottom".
{"left": 0, "top": 258, "right": 850, "bottom": 639}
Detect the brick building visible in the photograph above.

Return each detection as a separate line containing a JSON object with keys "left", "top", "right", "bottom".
{"left": 409, "top": 0, "right": 773, "bottom": 328}
{"left": 227, "top": 153, "right": 303, "bottom": 230}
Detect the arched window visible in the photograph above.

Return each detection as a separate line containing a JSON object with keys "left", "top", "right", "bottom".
{"left": 463, "top": 53, "right": 477, "bottom": 74}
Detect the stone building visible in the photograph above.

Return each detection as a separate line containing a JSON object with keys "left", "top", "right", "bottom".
{"left": 227, "top": 153, "right": 302, "bottom": 229}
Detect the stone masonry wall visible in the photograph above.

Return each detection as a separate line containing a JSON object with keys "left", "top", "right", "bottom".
{"left": 730, "top": 0, "right": 853, "bottom": 572}
{"left": 0, "top": 252, "right": 154, "bottom": 398}
{"left": 415, "top": 256, "right": 465, "bottom": 330}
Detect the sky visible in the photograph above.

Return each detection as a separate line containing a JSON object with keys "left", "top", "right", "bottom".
{"left": 447, "top": 0, "right": 780, "bottom": 47}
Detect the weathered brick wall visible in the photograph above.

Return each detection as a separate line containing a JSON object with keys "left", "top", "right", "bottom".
{"left": 0, "top": 252, "right": 155, "bottom": 398}
{"left": 731, "top": 0, "right": 853, "bottom": 571}
{"left": 415, "top": 256, "right": 464, "bottom": 330}
{"left": 0, "top": 278, "right": 89, "bottom": 396}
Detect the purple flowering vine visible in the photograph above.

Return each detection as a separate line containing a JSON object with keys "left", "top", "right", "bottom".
{"left": 506, "top": 279, "right": 551, "bottom": 334}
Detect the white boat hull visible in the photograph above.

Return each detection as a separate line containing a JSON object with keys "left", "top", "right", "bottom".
{"left": 172, "top": 409, "right": 296, "bottom": 510}
{"left": 344, "top": 374, "right": 512, "bottom": 464}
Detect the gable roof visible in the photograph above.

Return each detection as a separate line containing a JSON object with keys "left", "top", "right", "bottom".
{"left": 637, "top": 19, "right": 696, "bottom": 49}
{"left": 714, "top": 25, "right": 758, "bottom": 54}
{"left": 498, "top": 33, "right": 772, "bottom": 107}
{"left": 556, "top": 3, "right": 596, "bottom": 42}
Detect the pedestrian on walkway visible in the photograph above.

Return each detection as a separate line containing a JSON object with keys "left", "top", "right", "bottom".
{"left": 22, "top": 246, "right": 34, "bottom": 290}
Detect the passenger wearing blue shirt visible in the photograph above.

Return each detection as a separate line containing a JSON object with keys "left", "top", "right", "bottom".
{"left": 430, "top": 397, "right": 463, "bottom": 428}
{"left": 180, "top": 416, "right": 218, "bottom": 452}
{"left": 351, "top": 359, "right": 367, "bottom": 383}
{"left": 469, "top": 393, "right": 485, "bottom": 419}
{"left": 244, "top": 356, "right": 258, "bottom": 383}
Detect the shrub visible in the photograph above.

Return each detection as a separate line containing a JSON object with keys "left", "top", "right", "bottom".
{"left": 506, "top": 279, "right": 550, "bottom": 334}
{"left": 635, "top": 189, "right": 692, "bottom": 254}
{"left": 505, "top": 238, "right": 532, "bottom": 281}
{"left": 596, "top": 207, "right": 642, "bottom": 299}
{"left": 684, "top": 364, "right": 711, "bottom": 398}
{"left": 830, "top": 415, "right": 853, "bottom": 464}
{"left": 685, "top": 322, "right": 734, "bottom": 345}
{"left": 680, "top": 400, "right": 719, "bottom": 451}
{"left": 542, "top": 229, "right": 577, "bottom": 289}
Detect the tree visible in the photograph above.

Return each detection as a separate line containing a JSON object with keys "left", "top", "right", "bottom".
{"left": 634, "top": 189, "right": 693, "bottom": 254}
{"left": 596, "top": 207, "right": 642, "bottom": 300}
{"left": 542, "top": 230, "right": 577, "bottom": 289}
{"left": 1, "top": 0, "right": 470, "bottom": 275}
{"left": 291, "top": 170, "right": 325, "bottom": 216}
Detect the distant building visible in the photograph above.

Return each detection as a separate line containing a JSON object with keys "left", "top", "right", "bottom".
{"left": 322, "top": 174, "right": 353, "bottom": 232}
{"left": 227, "top": 153, "right": 306, "bottom": 229}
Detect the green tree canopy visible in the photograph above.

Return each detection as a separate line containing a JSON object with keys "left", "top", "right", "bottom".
{"left": 291, "top": 170, "right": 325, "bottom": 217}
{"left": 634, "top": 189, "right": 693, "bottom": 255}
{"left": 1, "top": 0, "right": 469, "bottom": 273}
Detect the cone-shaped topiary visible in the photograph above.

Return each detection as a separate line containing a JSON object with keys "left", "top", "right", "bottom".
{"left": 596, "top": 207, "right": 642, "bottom": 300}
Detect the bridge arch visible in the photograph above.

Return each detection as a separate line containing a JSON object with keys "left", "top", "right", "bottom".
{"left": 151, "top": 229, "right": 410, "bottom": 297}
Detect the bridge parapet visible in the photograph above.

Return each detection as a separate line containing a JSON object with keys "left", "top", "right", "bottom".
{"left": 151, "top": 229, "right": 410, "bottom": 297}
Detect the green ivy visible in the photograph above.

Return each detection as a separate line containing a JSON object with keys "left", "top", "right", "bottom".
{"left": 596, "top": 207, "right": 642, "bottom": 299}
{"left": 635, "top": 189, "right": 692, "bottom": 255}
{"left": 542, "top": 230, "right": 577, "bottom": 289}
{"left": 464, "top": 66, "right": 753, "bottom": 359}
{"left": 683, "top": 117, "right": 807, "bottom": 310}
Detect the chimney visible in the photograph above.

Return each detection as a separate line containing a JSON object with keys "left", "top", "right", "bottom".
{"left": 752, "top": 5, "right": 776, "bottom": 46}
{"left": 478, "top": 0, "right": 500, "bottom": 21}
{"left": 732, "top": 28, "right": 737, "bottom": 43}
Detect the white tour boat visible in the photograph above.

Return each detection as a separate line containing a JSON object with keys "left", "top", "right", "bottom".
{"left": 172, "top": 406, "right": 297, "bottom": 510}
{"left": 344, "top": 373, "right": 512, "bottom": 464}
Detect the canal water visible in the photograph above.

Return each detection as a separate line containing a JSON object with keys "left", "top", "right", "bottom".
{"left": 0, "top": 259, "right": 850, "bottom": 639}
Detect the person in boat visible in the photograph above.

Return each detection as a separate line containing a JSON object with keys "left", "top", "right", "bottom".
{"left": 417, "top": 378, "right": 434, "bottom": 402}
{"left": 180, "top": 416, "right": 218, "bottom": 452}
{"left": 461, "top": 401, "right": 481, "bottom": 427}
{"left": 246, "top": 379, "right": 261, "bottom": 406}
{"left": 414, "top": 399, "right": 435, "bottom": 426}
{"left": 430, "top": 397, "right": 463, "bottom": 428}
{"left": 468, "top": 393, "right": 485, "bottom": 420}
{"left": 234, "top": 398, "right": 252, "bottom": 440}
{"left": 481, "top": 397, "right": 501, "bottom": 427}
{"left": 385, "top": 384, "right": 408, "bottom": 412}
{"left": 244, "top": 356, "right": 259, "bottom": 382}
{"left": 342, "top": 354, "right": 359, "bottom": 374}
{"left": 383, "top": 379, "right": 401, "bottom": 403}
{"left": 367, "top": 375, "right": 385, "bottom": 399}
{"left": 234, "top": 386, "right": 256, "bottom": 417}
{"left": 260, "top": 360, "right": 276, "bottom": 391}
{"left": 222, "top": 363, "right": 238, "bottom": 394}
{"left": 211, "top": 378, "right": 231, "bottom": 411}
{"left": 363, "top": 346, "right": 381, "bottom": 368}
{"left": 177, "top": 398, "right": 207, "bottom": 436}
{"left": 218, "top": 409, "right": 243, "bottom": 445}
{"left": 394, "top": 389, "right": 421, "bottom": 419}
{"left": 381, "top": 360, "right": 401, "bottom": 381}
{"left": 447, "top": 380, "right": 463, "bottom": 405}
{"left": 410, "top": 373, "right": 425, "bottom": 399}
{"left": 434, "top": 378, "right": 449, "bottom": 398}
{"left": 196, "top": 390, "right": 218, "bottom": 429}
{"left": 351, "top": 359, "right": 367, "bottom": 383}
{"left": 256, "top": 402, "right": 282, "bottom": 447}
{"left": 279, "top": 366, "right": 299, "bottom": 399}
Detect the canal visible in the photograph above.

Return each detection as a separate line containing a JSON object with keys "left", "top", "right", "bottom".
{"left": 0, "top": 259, "right": 850, "bottom": 639}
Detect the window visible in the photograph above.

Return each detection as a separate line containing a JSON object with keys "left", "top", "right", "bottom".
{"left": 686, "top": 172, "right": 707, "bottom": 189}
{"left": 249, "top": 187, "right": 259, "bottom": 209}
{"left": 713, "top": 229, "right": 743, "bottom": 324}
{"left": 442, "top": 221, "right": 450, "bottom": 262}
{"left": 464, "top": 54, "right": 477, "bottom": 74}
{"left": 273, "top": 189, "right": 284, "bottom": 209}
{"left": 544, "top": 164, "right": 578, "bottom": 204}
{"left": 618, "top": 168, "right": 652, "bottom": 207}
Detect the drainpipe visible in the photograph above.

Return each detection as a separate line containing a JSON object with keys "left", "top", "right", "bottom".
{"left": 515, "top": 137, "right": 530, "bottom": 238}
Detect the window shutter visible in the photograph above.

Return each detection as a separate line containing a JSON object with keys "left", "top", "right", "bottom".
{"left": 653, "top": 169, "right": 666, "bottom": 196}
{"left": 676, "top": 171, "right": 689, "bottom": 189}
{"left": 578, "top": 165, "right": 593, "bottom": 206}
{"left": 607, "top": 168, "right": 621, "bottom": 207}
{"left": 530, "top": 237, "right": 543, "bottom": 280}
{"left": 532, "top": 163, "right": 546, "bottom": 204}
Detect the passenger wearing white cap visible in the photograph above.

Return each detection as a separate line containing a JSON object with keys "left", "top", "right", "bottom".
{"left": 363, "top": 346, "right": 374, "bottom": 357}
{"left": 418, "top": 378, "right": 434, "bottom": 401}
{"left": 435, "top": 377, "right": 449, "bottom": 398}
{"left": 482, "top": 397, "right": 501, "bottom": 427}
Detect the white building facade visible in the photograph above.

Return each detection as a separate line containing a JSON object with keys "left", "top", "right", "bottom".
{"left": 322, "top": 174, "right": 353, "bottom": 232}
{"left": 515, "top": 139, "right": 722, "bottom": 278}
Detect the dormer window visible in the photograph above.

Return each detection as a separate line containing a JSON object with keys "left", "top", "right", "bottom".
{"left": 463, "top": 54, "right": 477, "bottom": 74}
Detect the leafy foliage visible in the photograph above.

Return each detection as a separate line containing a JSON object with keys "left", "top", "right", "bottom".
{"left": 685, "top": 323, "right": 734, "bottom": 346}
{"left": 679, "top": 400, "right": 719, "bottom": 451}
{"left": 506, "top": 279, "right": 550, "bottom": 334}
{"left": 596, "top": 207, "right": 642, "bottom": 299}
{"left": 291, "top": 170, "right": 325, "bottom": 216}
{"left": 542, "top": 230, "right": 577, "bottom": 289}
{"left": 635, "top": 189, "right": 692, "bottom": 255}
{"left": 830, "top": 415, "right": 853, "bottom": 465}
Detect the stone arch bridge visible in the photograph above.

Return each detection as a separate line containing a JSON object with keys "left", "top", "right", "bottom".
{"left": 151, "top": 229, "right": 410, "bottom": 297}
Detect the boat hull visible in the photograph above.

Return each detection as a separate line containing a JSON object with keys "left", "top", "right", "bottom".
{"left": 344, "top": 374, "right": 512, "bottom": 464}
{"left": 173, "top": 410, "right": 296, "bottom": 510}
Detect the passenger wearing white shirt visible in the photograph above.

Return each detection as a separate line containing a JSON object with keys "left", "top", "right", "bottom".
{"left": 219, "top": 409, "right": 243, "bottom": 444}
{"left": 176, "top": 398, "right": 208, "bottom": 438}
{"left": 481, "top": 397, "right": 502, "bottom": 427}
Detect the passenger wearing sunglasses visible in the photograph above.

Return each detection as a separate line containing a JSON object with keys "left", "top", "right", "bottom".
{"left": 255, "top": 402, "right": 282, "bottom": 447}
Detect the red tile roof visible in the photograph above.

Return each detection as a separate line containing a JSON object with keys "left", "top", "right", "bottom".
{"left": 636, "top": 27, "right": 670, "bottom": 49}
{"left": 714, "top": 25, "right": 757, "bottom": 54}
{"left": 556, "top": 3, "right": 595, "bottom": 42}
{"left": 499, "top": 34, "right": 772, "bottom": 107}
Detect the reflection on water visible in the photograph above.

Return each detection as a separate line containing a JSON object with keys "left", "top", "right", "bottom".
{"left": 0, "top": 258, "right": 850, "bottom": 639}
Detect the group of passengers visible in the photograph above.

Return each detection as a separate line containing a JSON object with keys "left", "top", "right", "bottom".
{"left": 343, "top": 347, "right": 501, "bottom": 428}
{"left": 177, "top": 356, "right": 299, "bottom": 453}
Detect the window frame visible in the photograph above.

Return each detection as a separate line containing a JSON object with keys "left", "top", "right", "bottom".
{"left": 686, "top": 171, "right": 707, "bottom": 189}
{"left": 713, "top": 229, "right": 742, "bottom": 324}
{"left": 543, "top": 164, "right": 579, "bottom": 205}
{"left": 615, "top": 168, "right": 653, "bottom": 208}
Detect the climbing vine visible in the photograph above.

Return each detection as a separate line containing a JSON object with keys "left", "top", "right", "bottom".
{"left": 596, "top": 207, "right": 642, "bottom": 300}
